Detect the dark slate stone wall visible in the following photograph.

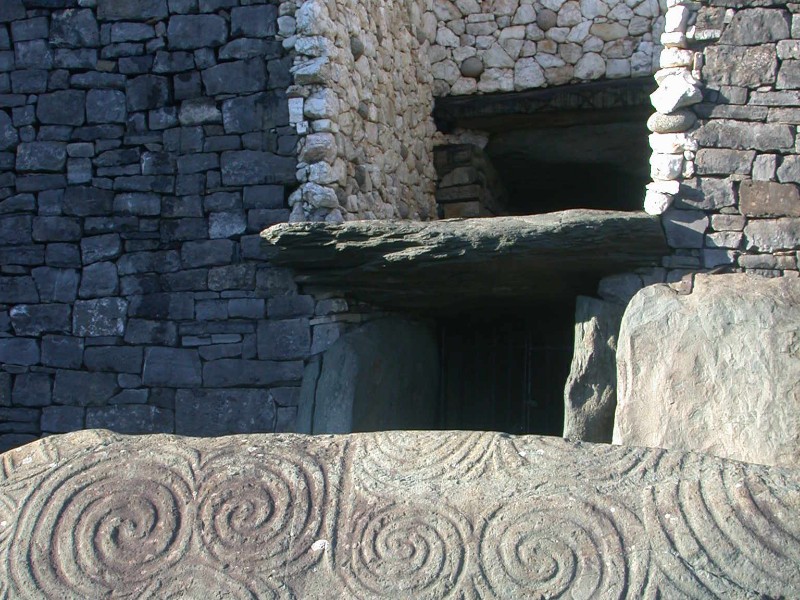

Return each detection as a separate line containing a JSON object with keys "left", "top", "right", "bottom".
{"left": 0, "top": 0, "right": 308, "bottom": 450}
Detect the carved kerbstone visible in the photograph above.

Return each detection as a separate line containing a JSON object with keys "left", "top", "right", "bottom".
{"left": 1, "top": 430, "right": 799, "bottom": 598}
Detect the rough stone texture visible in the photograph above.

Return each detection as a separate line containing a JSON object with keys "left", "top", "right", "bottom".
{"left": 281, "top": 0, "right": 438, "bottom": 222}
{"left": 297, "top": 318, "right": 439, "bottom": 434}
{"left": 264, "top": 210, "right": 668, "bottom": 310}
{"left": 0, "top": 430, "right": 799, "bottom": 597}
{"left": 614, "top": 274, "right": 800, "bottom": 467}
{"left": 0, "top": 0, "right": 303, "bottom": 447}
{"left": 424, "top": 0, "right": 662, "bottom": 96}
{"left": 563, "top": 296, "right": 624, "bottom": 443}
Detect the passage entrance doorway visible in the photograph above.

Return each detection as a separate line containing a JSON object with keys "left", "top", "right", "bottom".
{"left": 438, "top": 308, "right": 574, "bottom": 436}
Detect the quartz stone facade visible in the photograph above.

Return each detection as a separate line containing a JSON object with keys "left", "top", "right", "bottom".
{"left": 425, "top": 0, "right": 664, "bottom": 96}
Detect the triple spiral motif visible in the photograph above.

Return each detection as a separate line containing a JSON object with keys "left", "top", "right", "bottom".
{"left": 1, "top": 433, "right": 799, "bottom": 598}
{"left": 5, "top": 442, "right": 327, "bottom": 598}
{"left": 9, "top": 446, "right": 195, "bottom": 598}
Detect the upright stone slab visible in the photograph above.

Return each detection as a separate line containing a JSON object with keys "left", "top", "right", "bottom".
{"left": 0, "top": 430, "right": 799, "bottom": 597}
{"left": 614, "top": 274, "right": 800, "bottom": 467}
{"left": 297, "top": 317, "right": 439, "bottom": 434}
{"left": 563, "top": 296, "right": 624, "bottom": 443}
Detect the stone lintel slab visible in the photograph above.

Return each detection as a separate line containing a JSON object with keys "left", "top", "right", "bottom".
{"left": 0, "top": 430, "right": 799, "bottom": 598}
{"left": 261, "top": 210, "right": 668, "bottom": 311}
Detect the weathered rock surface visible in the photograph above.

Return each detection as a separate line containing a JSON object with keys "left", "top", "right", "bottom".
{"left": 614, "top": 274, "right": 800, "bottom": 467}
{"left": 1, "top": 430, "right": 800, "bottom": 598}
{"left": 563, "top": 296, "right": 624, "bottom": 443}
{"left": 297, "top": 317, "right": 439, "bottom": 434}
{"left": 262, "top": 210, "right": 668, "bottom": 310}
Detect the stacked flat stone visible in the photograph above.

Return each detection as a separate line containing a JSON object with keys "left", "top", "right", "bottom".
{"left": 0, "top": 0, "right": 348, "bottom": 451}
{"left": 647, "top": 1, "right": 800, "bottom": 276}
{"left": 644, "top": 0, "right": 703, "bottom": 216}
{"left": 424, "top": 0, "right": 664, "bottom": 96}
{"left": 277, "top": 0, "right": 438, "bottom": 223}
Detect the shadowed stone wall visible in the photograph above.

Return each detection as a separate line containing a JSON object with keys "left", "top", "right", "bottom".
{"left": 0, "top": 0, "right": 315, "bottom": 450}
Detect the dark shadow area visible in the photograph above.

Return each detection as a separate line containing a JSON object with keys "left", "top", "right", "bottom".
{"left": 437, "top": 303, "right": 575, "bottom": 436}
{"left": 485, "top": 120, "right": 650, "bottom": 215}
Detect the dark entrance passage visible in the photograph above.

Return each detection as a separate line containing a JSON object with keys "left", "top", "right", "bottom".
{"left": 437, "top": 305, "right": 574, "bottom": 436}
{"left": 433, "top": 78, "right": 654, "bottom": 217}
{"left": 485, "top": 120, "right": 650, "bottom": 214}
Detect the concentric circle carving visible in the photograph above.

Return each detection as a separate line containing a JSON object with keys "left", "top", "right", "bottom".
{"left": 644, "top": 460, "right": 800, "bottom": 597}
{"left": 140, "top": 562, "right": 293, "bottom": 599}
{"left": 197, "top": 449, "right": 328, "bottom": 574}
{"left": 478, "top": 495, "right": 641, "bottom": 599}
{"left": 509, "top": 435, "right": 666, "bottom": 487}
{"left": 340, "top": 501, "right": 470, "bottom": 599}
{"left": 8, "top": 446, "right": 195, "bottom": 598}
{"left": 357, "top": 431, "right": 497, "bottom": 489}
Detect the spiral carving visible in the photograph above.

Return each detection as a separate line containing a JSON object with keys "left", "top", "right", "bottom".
{"left": 357, "top": 431, "right": 497, "bottom": 491}
{"left": 8, "top": 445, "right": 195, "bottom": 598}
{"left": 139, "top": 562, "right": 292, "bottom": 599}
{"left": 340, "top": 501, "right": 470, "bottom": 599}
{"left": 197, "top": 449, "right": 327, "bottom": 574}
{"left": 509, "top": 435, "right": 666, "bottom": 489}
{"left": 478, "top": 495, "right": 641, "bottom": 599}
{"left": 644, "top": 459, "right": 800, "bottom": 597}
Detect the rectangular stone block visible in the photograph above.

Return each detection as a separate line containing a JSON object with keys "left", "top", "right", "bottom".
{"left": 142, "top": 347, "right": 202, "bottom": 387}
{"left": 12, "top": 372, "right": 51, "bottom": 407}
{"left": 98, "top": 0, "right": 168, "bottom": 21}
{"left": 86, "top": 405, "right": 173, "bottom": 434}
{"left": 128, "top": 292, "right": 194, "bottom": 320}
{"left": 53, "top": 370, "right": 118, "bottom": 406}
{"left": 202, "top": 59, "right": 266, "bottom": 96}
{"left": 745, "top": 217, "right": 800, "bottom": 251}
{"left": 0, "top": 276, "right": 39, "bottom": 304}
{"left": 167, "top": 15, "right": 227, "bottom": 49}
{"left": 694, "top": 120, "right": 794, "bottom": 151}
{"left": 32, "top": 267, "right": 79, "bottom": 302}
{"left": 202, "top": 359, "right": 304, "bottom": 387}
{"left": 220, "top": 150, "right": 295, "bottom": 186}
{"left": 16, "top": 142, "right": 66, "bottom": 172}
{"left": 231, "top": 5, "right": 277, "bottom": 38}
{"left": 662, "top": 209, "right": 709, "bottom": 249}
{"left": 740, "top": 180, "right": 800, "bottom": 217}
{"left": 41, "top": 405, "right": 85, "bottom": 432}
{"left": 257, "top": 318, "right": 311, "bottom": 360}
{"left": 0, "top": 373, "right": 9, "bottom": 407}
{"left": 9, "top": 303, "right": 70, "bottom": 335}
{"left": 32, "top": 216, "right": 81, "bottom": 242}
{"left": 37, "top": 90, "right": 86, "bottom": 126}
{"left": 175, "top": 389, "right": 275, "bottom": 436}
{"left": 695, "top": 149, "right": 755, "bottom": 175}
{"left": 72, "top": 297, "right": 128, "bottom": 337}
{"left": 41, "top": 335, "right": 84, "bottom": 368}
{"left": 181, "top": 239, "right": 234, "bottom": 267}
{"left": 702, "top": 45, "right": 777, "bottom": 87}
{"left": 0, "top": 338, "right": 38, "bottom": 365}
{"left": 84, "top": 346, "right": 143, "bottom": 374}
{"left": 124, "top": 319, "right": 178, "bottom": 345}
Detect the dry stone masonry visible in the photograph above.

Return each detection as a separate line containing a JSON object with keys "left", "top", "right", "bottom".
{"left": 278, "top": 0, "right": 439, "bottom": 223}
{"left": 645, "top": 0, "right": 800, "bottom": 275}
{"left": 0, "top": 0, "right": 331, "bottom": 450}
{"left": 426, "top": 0, "right": 664, "bottom": 95}
{"left": 1, "top": 429, "right": 800, "bottom": 597}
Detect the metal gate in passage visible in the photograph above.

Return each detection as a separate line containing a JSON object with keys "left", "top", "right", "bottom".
{"left": 438, "top": 313, "right": 573, "bottom": 436}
